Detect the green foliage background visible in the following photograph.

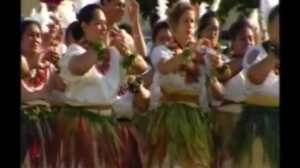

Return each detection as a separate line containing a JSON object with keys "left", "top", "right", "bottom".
{"left": 137, "top": 0, "right": 259, "bottom": 21}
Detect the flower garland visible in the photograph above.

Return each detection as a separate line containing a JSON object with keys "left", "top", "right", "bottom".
{"left": 92, "top": 41, "right": 106, "bottom": 63}
{"left": 92, "top": 42, "right": 111, "bottom": 75}
{"left": 122, "top": 53, "right": 137, "bottom": 70}
{"left": 26, "top": 67, "right": 49, "bottom": 88}
{"left": 171, "top": 42, "right": 208, "bottom": 84}
{"left": 93, "top": 41, "right": 137, "bottom": 73}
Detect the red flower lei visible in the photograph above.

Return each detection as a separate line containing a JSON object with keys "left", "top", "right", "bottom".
{"left": 95, "top": 49, "right": 111, "bottom": 75}
{"left": 169, "top": 41, "right": 210, "bottom": 84}
{"left": 25, "top": 66, "right": 50, "bottom": 89}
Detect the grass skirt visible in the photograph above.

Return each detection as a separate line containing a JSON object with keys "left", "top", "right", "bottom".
{"left": 231, "top": 105, "right": 279, "bottom": 168}
{"left": 211, "top": 107, "right": 241, "bottom": 168}
{"left": 21, "top": 105, "right": 59, "bottom": 168}
{"left": 133, "top": 113, "right": 151, "bottom": 140}
{"left": 48, "top": 106, "right": 144, "bottom": 168}
{"left": 48, "top": 106, "right": 120, "bottom": 168}
{"left": 146, "top": 103, "right": 213, "bottom": 168}
{"left": 117, "top": 120, "right": 144, "bottom": 168}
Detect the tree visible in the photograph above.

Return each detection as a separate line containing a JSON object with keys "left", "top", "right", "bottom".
{"left": 137, "top": 0, "right": 158, "bottom": 19}
{"left": 138, "top": 0, "right": 259, "bottom": 21}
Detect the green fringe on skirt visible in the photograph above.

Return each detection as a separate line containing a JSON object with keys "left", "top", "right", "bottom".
{"left": 53, "top": 106, "right": 121, "bottom": 168}
{"left": 146, "top": 103, "right": 213, "bottom": 168}
{"left": 20, "top": 105, "right": 59, "bottom": 164}
{"left": 231, "top": 105, "right": 279, "bottom": 168}
{"left": 133, "top": 113, "right": 151, "bottom": 140}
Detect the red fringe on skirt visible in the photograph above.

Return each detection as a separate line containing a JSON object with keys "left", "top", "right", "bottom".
{"left": 45, "top": 113, "right": 144, "bottom": 168}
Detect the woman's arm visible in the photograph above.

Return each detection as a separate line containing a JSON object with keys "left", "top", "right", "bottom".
{"left": 209, "top": 54, "right": 232, "bottom": 83}
{"left": 48, "top": 72, "right": 66, "bottom": 92}
{"left": 68, "top": 47, "right": 98, "bottom": 76}
{"left": 133, "top": 85, "right": 150, "bottom": 112}
{"left": 132, "top": 22, "right": 147, "bottom": 57}
{"left": 157, "top": 56, "right": 184, "bottom": 75}
{"left": 208, "top": 77, "right": 224, "bottom": 101}
{"left": 218, "top": 58, "right": 243, "bottom": 83}
{"left": 128, "top": 0, "right": 147, "bottom": 57}
{"left": 126, "top": 53, "right": 149, "bottom": 75}
{"left": 140, "top": 68, "right": 154, "bottom": 89}
{"left": 247, "top": 54, "right": 278, "bottom": 85}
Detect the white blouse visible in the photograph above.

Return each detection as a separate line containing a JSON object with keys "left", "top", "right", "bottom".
{"left": 148, "top": 71, "right": 162, "bottom": 110}
{"left": 150, "top": 45, "right": 212, "bottom": 108}
{"left": 223, "top": 70, "right": 247, "bottom": 103}
{"left": 58, "top": 44, "right": 126, "bottom": 106}
{"left": 243, "top": 46, "right": 279, "bottom": 96}
{"left": 217, "top": 69, "right": 246, "bottom": 113}
{"left": 113, "top": 91, "right": 135, "bottom": 118}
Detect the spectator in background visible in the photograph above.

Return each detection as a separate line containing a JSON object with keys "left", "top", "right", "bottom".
{"left": 40, "top": 0, "right": 63, "bottom": 12}
{"left": 119, "top": 23, "right": 133, "bottom": 36}
{"left": 148, "top": 21, "right": 172, "bottom": 57}
{"left": 149, "top": 9, "right": 160, "bottom": 31}
{"left": 146, "top": 9, "right": 166, "bottom": 56}
{"left": 41, "top": 0, "right": 63, "bottom": 13}
{"left": 231, "top": 5, "right": 279, "bottom": 168}
{"left": 101, "top": 0, "right": 147, "bottom": 57}
{"left": 212, "top": 18, "right": 255, "bottom": 168}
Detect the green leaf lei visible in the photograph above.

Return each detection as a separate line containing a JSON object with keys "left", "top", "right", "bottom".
{"left": 92, "top": 41, "right": 106, "bottom": 63}
{"left": 122, "top": 53, "right": 137, "bottom": 70}
{"left": 180, "top": 48, "right": 191, "bottom": 62}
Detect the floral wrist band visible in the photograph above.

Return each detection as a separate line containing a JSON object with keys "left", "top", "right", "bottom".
{"left": 216, "top": 64, "right": 229, "bottom": 74}
{"left": 215, "top": 64, "right": 231, "bottom": 81}
{"left": 269, "top": 43, "right": 279, "bottom": 58}
{"left": 127, "top": 76, "right": 143, "bottom": 94}
{"left": 122, "top": 52, "right": 137, "bottom": 70}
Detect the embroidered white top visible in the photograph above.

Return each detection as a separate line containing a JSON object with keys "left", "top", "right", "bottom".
{"left": 150, "top": 45, "right": 212, "bottom": 108}
{"left": 58, "top": 44, "right": 126, "bottom": 106}
{"left": 243, "top": 45, "right": 279, "bottom": 97}
{"left": 225, "top": 71, "right": 247, "bottom": 103}
{"left": 113, "top": 91, "right": 136, "bottom": 118}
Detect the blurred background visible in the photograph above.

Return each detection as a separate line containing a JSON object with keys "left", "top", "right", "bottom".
{"left": 21, "top": 0, "right": 276, "bottom": 44}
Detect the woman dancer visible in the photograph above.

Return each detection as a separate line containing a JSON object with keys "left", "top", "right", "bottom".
{"left": 212, "top": 18, "right": 255, "bottom": 168}
{"left": 197, "top": 11, "right": 228, "bottom": 60}
{"left": 113, "top": 75, "right": 151, "bottom": 168}
{"left": 21, "top": 20, "right": 65, "bottom": 168}
{"left": 146, "top": 2, "right": 225, "bottom": 168}
{"left": 231, "top": 5, "right": 279, "bottom": 168}
{"left": 55, "top": 4, "right": 148, "bottom": 168}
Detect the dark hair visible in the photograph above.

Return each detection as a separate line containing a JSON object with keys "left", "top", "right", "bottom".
{"left": 268, "top": 5, "right": 279, "bottom": 25}
{"left": 168, "top": 2, "right": 195, "bottom": 28}
{"left": 77, "top": 4, "right": 102, "bottom": 24}
{"left": 152, "top": 21, "right": 170, "bottom": 41}
{"left": 65, "top": 21, "right": 83, "bottom": 43}
{"left": 65, "top": 21, "right": 77, "bottom": 43}
{"left": 229, "top": 18, "right": 253, "bottom": 40}
{"left": 100, "top": 0, "right": 112, "bottom": 6}
{"left": 149, "top": 10, "right": 160, "bottom": 30}
{"left": 119, "top": 23, "right": 133, "bottom": 36}
{"left": 21, "top": 20, "right": 41, "bottom": 40}
{"left": 197, "top": 10, "right": 219, "bottom": 37}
